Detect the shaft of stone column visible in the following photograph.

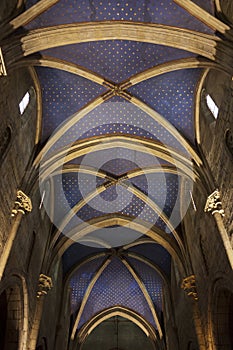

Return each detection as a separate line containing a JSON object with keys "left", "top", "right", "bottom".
{"left": 28, "top": 297, "right": 45, "bottom": 350}
{"left": 192, "top": 301, "right": 207, "bottom": 350}
{"left": 0, "top": 212, "right": 23, "bottom": 280}
{"left": 213, "top": 211, "right": 233, "bottom": 269}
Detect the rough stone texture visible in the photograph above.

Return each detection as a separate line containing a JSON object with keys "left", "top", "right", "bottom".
{"left": 200, "top": 70, "right": 233, "bottom": 237}
{"left": 0, "top": 67, "right": 38, "bottom": 256}
{"left": 170, "top": 261, "right": 199, "bottom": 350}
{"left": 218, "top": 0, "right": 233, "bottom": 23}
{"left": 175, "top": 67, "right": 233, "bottom": 349}
{"left": 0, "top": 0, "right": 19, "bottom": 23}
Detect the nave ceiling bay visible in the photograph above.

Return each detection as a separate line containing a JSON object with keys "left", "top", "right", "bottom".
{"left": 2, "top": 0, "right": 229, "bottom": 346}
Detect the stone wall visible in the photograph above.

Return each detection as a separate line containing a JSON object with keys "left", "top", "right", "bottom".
{"left": 0, "top": 67, "right": 38, "bottom": 254}
{"left": 169, "top": 67, "right": 233, "bottom": 350}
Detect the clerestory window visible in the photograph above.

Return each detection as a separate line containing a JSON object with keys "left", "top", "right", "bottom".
{"left": 206, "top": 94, "right": 219, "bottom": 119}
{"left": 19, "top": 91, "right": 30, "bottom": 115}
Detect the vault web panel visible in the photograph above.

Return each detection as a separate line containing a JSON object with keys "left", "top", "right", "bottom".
{"left": 35, "top": 67, "right": 106, "bottom": 141}
{"left": 128, "top": 243, "right": 171, "bottom": 277}
{"left": 63, "top": 242, "right": 106, "bottom": 275}
{"left": 69, "top": 256, "right": 106, "bottom": 314}
{"left": 26, "top": 0, "right": 214, "bottom": 34}
{"left": 68, "top": 187, "right": 160, "bottom": 224}
{"left": 127, "top": 257, "right": 164, "bottom": 314}
{"left": 42, "top": 42, "right": 196, "bottom": 83}
{"left": 49, "top": 96, "right": 188, "bottom": 153}
{"left": 129, "top": 68, "right": 203, "bottom": 142}
{"left": 79, "top": 256, "right": 155, "bottom": 329}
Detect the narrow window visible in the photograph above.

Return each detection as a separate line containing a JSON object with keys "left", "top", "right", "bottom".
{"left": 19, "top": 91, "right": 30, "bottom": 115}
{"left": 206, "top": 94, "right": 219, "bottom": 119}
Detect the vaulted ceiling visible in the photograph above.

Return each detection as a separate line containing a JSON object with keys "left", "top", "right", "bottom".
{"left": 2, "top": 0, "right": 228, "bottom": 346}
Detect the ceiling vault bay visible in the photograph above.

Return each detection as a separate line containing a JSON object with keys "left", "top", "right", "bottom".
{"left": 1, "top": 0, "right": 232, "bottom": 349}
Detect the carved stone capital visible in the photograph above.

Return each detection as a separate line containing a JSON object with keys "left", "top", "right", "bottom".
{"left": 181, "top": 275, "right": 198, "bottom": 301}
{"left": 0, "top": 48, "right": 7, "bottom": 76}
{"left": 204, "top": 189, "right": 225, "bottom": 217}
{"left": 37, "top": 274, "right": 53, "bottom": 298}
{"left": 11, "top": 190, "right": 32, "bottom": 217}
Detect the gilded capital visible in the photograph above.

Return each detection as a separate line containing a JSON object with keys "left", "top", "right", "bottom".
{"left": 204, "top": 189, "right": 225, "bottom": 217}
{"left": 181, "top": 275, "right": 198, "bottom": 301}
{"left": 11, "top": 190, "right": 32, "bottom": 217}
{"left": 37, "top": 274, "right": 53, "bottom": 298}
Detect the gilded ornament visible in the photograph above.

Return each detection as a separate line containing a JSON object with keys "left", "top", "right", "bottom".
{"left": 204, "top": 189, "right": 225, "bottom": 217}
{"left": 37, "top": 274, "right": 53, "bottom": 298}
{"left": 181, "top": 275, "right": 198, "bottom": 301}
{"left": 11, "top": 190, "right": 32, "bottom": 217}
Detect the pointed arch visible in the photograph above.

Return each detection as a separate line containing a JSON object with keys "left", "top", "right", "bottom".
{"left": 70, "top": 257, "right": 111, "bottom": 339}
{"left": 3, "top": 22, "right": 220, "bottom": 66}
{"left": 38, "top": 135, "right": 197, "bottom": 182}
{"left": 77, "top": 306, "right": 158, "bottom": 345}
{"left": 48, "top": 213, "right": 188, "bottom": 276}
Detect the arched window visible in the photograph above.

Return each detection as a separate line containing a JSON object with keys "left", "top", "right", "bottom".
{"left": 18, "top": 86, "right": 36, "bottom": 121}
{"left": 201, "top": 89, "right": 219, "bottom": 122}
{"left": 19, "top": 91, "right": 30, "bottom": 115}
{"left": 205, "top": 94, "right": 219, "bottom": 119}
{"left": 36, "top": 337, "right": 48, "bottom": 350}
{"left": 212, "top": 288, "right": 233, "bottom": 349}
{"left": 0, "top": 285, "right": 22, "bottom": 350}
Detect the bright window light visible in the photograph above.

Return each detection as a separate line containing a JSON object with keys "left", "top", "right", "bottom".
{"left": 19, "top": 91, "right": 30, "bottom": 115}
{"left": 206, "top": 94, "right": 219, "bottom": 119}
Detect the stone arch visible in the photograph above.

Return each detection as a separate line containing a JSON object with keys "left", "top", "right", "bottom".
{"left": 210, "top": 277, "right": 233, "bottom": 350}
{"left": 195, "top": 68, "right": 231, "bottom": 145}
{"left": 77, "top": 306, "right": 158, "bottom": 350}
{"left": 49, "top": 214, "right": 188, "bottom": 278}
{"left": 0, "top": 289, "right": 8, "bottom": 349}
{"left": 36, "top": 337, "right": 48, "bottom": 350}
{"left": 0, "top": 273, "right": 29, "bottom": 350}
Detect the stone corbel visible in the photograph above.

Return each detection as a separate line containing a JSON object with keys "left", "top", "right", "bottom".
{"left": 0, "top": 48, "right": 7, "bottom": 76}
{"left": 204, "top": 189, "right": 225, "bottom": 217}
{"left": 11, "top": 190, "right": 32, "bottom": 217}
{"left": 181, "top": 274, "right": 198, "bottom": 301}
{"left": 37, "top": 274, "right": 53, "bottom": 298}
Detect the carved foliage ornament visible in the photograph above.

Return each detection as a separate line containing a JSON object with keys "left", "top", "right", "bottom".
{"left": 204, "top": 189, "right": 225, "bottom": 217}
{"left": 11, "top": 190, "right": 32, "bottom": 217}
{"left": 37, "top": 274, "right": 53, "bottom": 298}
{"left": 181, "top": 275, "right": 198, "bottom": 301}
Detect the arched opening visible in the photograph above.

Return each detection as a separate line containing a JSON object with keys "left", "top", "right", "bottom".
{"left": 0, "top": 290, "right": 8, "bottom": 349}
{"left": 80, "top": 315, "right": 156, "bottom": 350}
{"left": 36, "top": 336, "right": 48, "bottom": 350}
{"left": 212, "top": 288, "right": 233, "bottom": 349}
{"left": 0, "top": 285, "right": 22, "bottom": 350}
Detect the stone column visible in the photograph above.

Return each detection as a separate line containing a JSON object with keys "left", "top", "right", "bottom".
{"left": 0, "top": 190, "right": 32, "bottom": 280}
{"left": 28, "top": 274, "right": 53, "bottom": 350}
{"left": 204, "top": 189, "right": 233, "bottom": 269}
{"left": 181, "top": 275, "right": 206, "bottom": 350}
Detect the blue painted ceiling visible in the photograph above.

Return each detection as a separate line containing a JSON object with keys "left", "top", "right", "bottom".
{"left": 24, "top": 0, "right": 215, "bottom": 330}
